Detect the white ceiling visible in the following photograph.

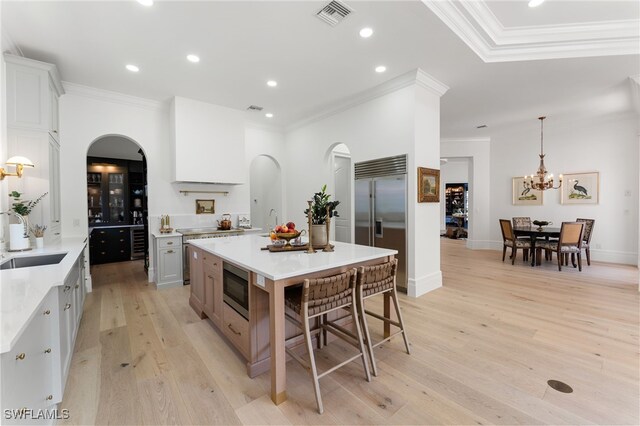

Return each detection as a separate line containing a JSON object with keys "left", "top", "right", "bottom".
{"left": 2, "top": 1, "right": 638, "bottom": 138}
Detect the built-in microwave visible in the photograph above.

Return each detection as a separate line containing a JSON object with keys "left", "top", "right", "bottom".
{"left": 223, "top": 262, "right": 249, "bottom": 320}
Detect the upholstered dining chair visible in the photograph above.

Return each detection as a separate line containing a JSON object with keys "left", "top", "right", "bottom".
{"left": 284, "top": 269, "right": 370, "bottom": 414}
{"left": 356, "top": 259, "right": 410, "bottom": 377}
{"left": 500, "top": 219, "right": 532, "bottom": 265}
{"left": 576, "top": 218, "right": 595, "bottom": 266}
{"left": 537, "top": 222, "right": 585, "bottom": 271}
{"left": 512, "top": 217, "right": 532, "bottom": 228}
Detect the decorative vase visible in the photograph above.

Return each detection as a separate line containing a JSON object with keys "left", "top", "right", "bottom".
{"left": 35, "top": 237, "right": 44, "bottom": 249}
{"left": 311, "top": 224, "right": 327, "bottom": 247}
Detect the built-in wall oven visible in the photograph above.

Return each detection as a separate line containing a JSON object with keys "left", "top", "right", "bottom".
{"left": 222, "top": 262, "right": 249, "bottom": 320}
{"left": 177, "top": 228, "right": 244, "bottom": 285}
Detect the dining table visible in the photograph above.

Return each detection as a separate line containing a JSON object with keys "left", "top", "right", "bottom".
{"left": 513, "top": 225, "right": 561, "bottom": 266}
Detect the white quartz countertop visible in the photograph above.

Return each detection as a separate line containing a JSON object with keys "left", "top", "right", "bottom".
{"left": 0, "top": 237, "right": 87, "bottom": 353}
{"left": 189, "top": 234, "right": 397, "bottom": 281}
{"left": 151, "top": 231, "right": 182, "bottom": 238}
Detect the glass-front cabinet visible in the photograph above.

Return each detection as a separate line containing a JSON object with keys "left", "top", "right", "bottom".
{"left": 87, "top": 158, "right": 129, "bottom": 226}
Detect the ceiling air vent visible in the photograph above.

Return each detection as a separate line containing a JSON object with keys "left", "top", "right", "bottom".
{"left": 247, "top": 105, "right": 264, "bottom": 111}
{"left": 316, "top": 0, "right": 353, "bottom": 27}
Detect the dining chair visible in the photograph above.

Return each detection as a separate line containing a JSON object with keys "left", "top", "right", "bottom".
{"left": 537, "top": 222, "right": 585, "bottom": 271}
{"left": 512, "top": 217, "right": 532, "bottom": 228}
{"left": 576, "top": 218, "right": 595, "bottom": 266}
{"left": 500, "top": 219, "right": 532, "bottom": 265}
{"left": 356, "top": 259, "right": 410, "bottom": 377}
{"left": 284, "top": 269, "right": 371, "bottom": 414}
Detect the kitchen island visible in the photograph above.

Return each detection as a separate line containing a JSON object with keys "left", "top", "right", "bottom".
{"left": 188, "top": 234, "right": 396, "bottom": 405}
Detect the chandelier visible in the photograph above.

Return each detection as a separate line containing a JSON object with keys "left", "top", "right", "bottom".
{"left": 527, "top": 116, "right": 562, "bottom": 191}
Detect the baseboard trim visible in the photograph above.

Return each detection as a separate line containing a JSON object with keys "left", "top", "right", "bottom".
{"left": 408, "top": 271, "right": 442, "bottom": 298}
{"left": 156, "top": 280, "right": 183, "bottom": 290}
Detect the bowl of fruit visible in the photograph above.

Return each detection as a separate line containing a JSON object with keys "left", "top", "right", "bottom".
{"left": 271, "top": 222, "right": 306, "bottom": 247}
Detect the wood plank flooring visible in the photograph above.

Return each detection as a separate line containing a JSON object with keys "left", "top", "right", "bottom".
{"left": 59, "top": 239, "right": 639, "bottom": 424}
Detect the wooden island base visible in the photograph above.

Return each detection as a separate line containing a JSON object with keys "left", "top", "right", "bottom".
{"left": 187, "top": 235, "right": 396, "bottom": 405}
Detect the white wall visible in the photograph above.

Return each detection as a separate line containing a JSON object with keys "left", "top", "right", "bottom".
{"left": 439, "top": 158, "right": 470, "bottom": 231}
{"left": 59, "top": 85, "right": 285, "bottom": 280}
{"left": 285, "top": 77, "right": 444, "bottom": 297}
{"left": 489, "top": 113, "right": 639, "bottom": 265}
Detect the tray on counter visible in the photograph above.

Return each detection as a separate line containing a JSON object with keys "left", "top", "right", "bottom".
{"left": 261, "top": 243, "right": 334, "bottom": 253}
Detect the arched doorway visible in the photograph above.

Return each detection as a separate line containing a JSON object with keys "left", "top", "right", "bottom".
{"left": 86, "top": 135, "right": 148, "bottom": 268}
{"left": 329, "top": 143, "right": 352, "bottom": 243}
{"left": 249, "top": 155, "right": 282, "bottom": 231}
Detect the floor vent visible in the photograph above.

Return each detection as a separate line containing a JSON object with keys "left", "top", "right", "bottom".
{"left": 316, "top": 0, "right": 353, "bottom": 27}
{"left": 247, "top": 105, "right": 263, "bottom": 111}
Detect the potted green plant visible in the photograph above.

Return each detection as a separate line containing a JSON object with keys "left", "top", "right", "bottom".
{"left": 303, "top": 185, "right": 340, "bottom": 246}
{"left": 9, "top": 191, "right": 48, "bottom": 216}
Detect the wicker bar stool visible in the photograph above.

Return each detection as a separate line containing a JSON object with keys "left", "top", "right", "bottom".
{"left": 356, "top": 259, "right": 410, "bottom": 377}
{"left": 284, "top": 268, "right": 371, "bottom": 414}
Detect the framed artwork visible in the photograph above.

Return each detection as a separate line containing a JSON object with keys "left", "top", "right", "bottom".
{"left": 196, "top": 199, "right": 215, "bottom": 214}
{"left": 561, "top": 172, "right": 599, "bottom": 204}
{"left": 418, "top": 167, "right": 440, "bottom": 203}
{"left": 512, "top": 177, "right": 543, "bottom": 206}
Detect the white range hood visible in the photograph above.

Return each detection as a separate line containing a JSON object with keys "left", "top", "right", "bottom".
{"left": 170, "top": 96, "right": 245, "bottom": 184}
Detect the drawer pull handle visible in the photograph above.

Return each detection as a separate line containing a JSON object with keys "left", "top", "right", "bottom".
{"left": 120, "top": 230, "right": 124, "bottom": 233}
{"left": 75, "top": 284, "right": 79, "bottom": 289}
{"left": 120, "top": 239, "right": 124, "bottom": 242}
{"left": 46, "top": 395, "right": 53, "bottom": 400}
{"left": 55, "top": 233, "right": 60, "bottom": 236}
{"left": 16, "top": 353, "right": 26, "bottom": 360}
{"left": 207, "top": 275, "right": 213, "bottom": 279}
{"left": 167, "top": 250, "right": 174, "bottom": 254}
{"left": 44, "top": 348, "right": 52, "bottom": 354}
{"left": 64, "top": 303, "right": 71, "bottom": 311}
{"left": 43, "top": 309, "right": 51, "bottom": 315}
{"left": 227, "top": 324, "right": 241, "bottom": 336}
{"left": 167, "top": 241, "right": 173, "bottom": 245}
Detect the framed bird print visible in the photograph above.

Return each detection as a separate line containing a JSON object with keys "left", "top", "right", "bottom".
{"left": 561, "top": 172, "right": 599, "bottom": 204}
{"left": 512, "top": 177, "right": 543, "bottom": 206}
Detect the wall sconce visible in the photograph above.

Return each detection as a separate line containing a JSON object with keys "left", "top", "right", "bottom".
{"left": 0, "top": 156, "right": 35, "bottom": 180}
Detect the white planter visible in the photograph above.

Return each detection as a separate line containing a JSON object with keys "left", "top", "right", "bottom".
{"left": 35, "top": 237, "right": 44, "bottom": 249}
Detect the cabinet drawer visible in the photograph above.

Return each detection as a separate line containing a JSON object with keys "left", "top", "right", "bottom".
{"left": 222, "top": 303, "right": 249, "bottom": 358}
{"left": 203, "top": 254, "right": 221, "bottom": 272}
{"left": 158, "top": 237, "right": 181, "bottom": 249}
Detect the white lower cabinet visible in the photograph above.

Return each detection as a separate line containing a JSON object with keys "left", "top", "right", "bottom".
{"left": 0, "top": 250, "right": 85, "bottom": 425}
{"left": 152, "top": 235, "right": 183, "bottom": 288}
{"left": 1, "top": 290, "right": 57, "bottom": 424}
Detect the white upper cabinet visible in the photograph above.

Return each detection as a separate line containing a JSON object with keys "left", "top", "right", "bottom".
{"left": 4, "top": 54, "right": 63, "bottom": 138}
{"left": 170, "top": 96, "right": 245, "bottom": 184}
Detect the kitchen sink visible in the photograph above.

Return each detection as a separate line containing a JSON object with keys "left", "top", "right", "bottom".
{"left": 0, "top": 253, "right": 68, "bottom": 270}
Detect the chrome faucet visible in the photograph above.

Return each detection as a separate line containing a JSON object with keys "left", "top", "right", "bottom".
{"left": 269, "top": 209, "right": 278, "bottom": 229}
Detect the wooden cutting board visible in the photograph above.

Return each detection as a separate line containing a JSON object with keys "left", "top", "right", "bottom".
{"left": 261, "top": 244, "right": 334, "bottom": 252}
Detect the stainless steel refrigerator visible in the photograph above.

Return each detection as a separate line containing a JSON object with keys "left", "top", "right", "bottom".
{"left": 354, "top": 155, "right": 407, "bottom": 291}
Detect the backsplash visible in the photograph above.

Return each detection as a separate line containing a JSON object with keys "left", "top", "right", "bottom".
{"left": 148, "top": 213, "right": 249, "bottom": 231}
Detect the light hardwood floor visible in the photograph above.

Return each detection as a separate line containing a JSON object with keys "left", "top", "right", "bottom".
{"left": 60, "top": 239, "right": 639, "bottom": 425}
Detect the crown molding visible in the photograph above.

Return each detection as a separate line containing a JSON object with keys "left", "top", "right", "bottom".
{"left": 62, "top": 81, "right": 167, "bottom": 111}
{"left": 287, "top": 68, "right": 448, "bottom": 132}
{"left": 1, "top": 28, "right": 23, "bottom": 56}
{"left": 423, "top": 0, "right": 640, "bottom": 63}
{"left": 441, "top": 137, "right": 490, "bottom": 144}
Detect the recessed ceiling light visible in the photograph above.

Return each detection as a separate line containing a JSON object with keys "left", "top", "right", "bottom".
{"left": 137, "top": 0, "right": 153, "bottom": 6}
{"left": 186, "top": 54, "right": 200, "bottom": 63}
{"left": 267, "top": 80, "right": 278, "bottom": 87}
{"left": 359, "top": 27, "right": 373, "bottom": 38}
{"left": 528, "top": 0, "right": 545, "bottom": 7}
{"left": 265, "top": 113, "right": 274, "bottom": 118}
{"left": 126, "top": 64, "right": 140, "bottom": 73}
{"left": 375, "top": 65, "right": 386, "bottom": 73}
